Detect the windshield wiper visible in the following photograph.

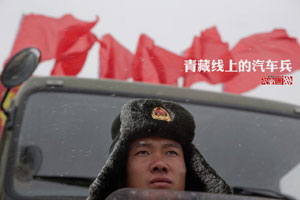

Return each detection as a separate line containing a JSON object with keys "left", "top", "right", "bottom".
{"left": 32, "top": 175, "right": 95, "bottom": 187}
{"left": 233, "top": 186, "right": 296, "bottom": 200}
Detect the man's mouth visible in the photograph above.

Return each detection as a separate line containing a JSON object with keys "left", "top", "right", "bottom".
{"left": 149, "top": 178, "right": 172, "bottom": 188}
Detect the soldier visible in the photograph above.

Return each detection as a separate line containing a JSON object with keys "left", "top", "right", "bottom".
{"left": 88, "top": 99, "right": 232, "bottom": 200}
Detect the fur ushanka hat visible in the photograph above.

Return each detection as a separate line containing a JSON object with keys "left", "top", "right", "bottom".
{"left": 87, "top": 99, "right": 232, "bottom": 200}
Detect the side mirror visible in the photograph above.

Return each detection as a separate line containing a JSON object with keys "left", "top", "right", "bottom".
{"left": 0, "top": 48, "right": 41, "bottom": 117}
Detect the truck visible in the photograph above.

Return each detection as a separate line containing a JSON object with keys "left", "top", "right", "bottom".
{"left": 0, "top": 48, "right": 299, "bottom": 200}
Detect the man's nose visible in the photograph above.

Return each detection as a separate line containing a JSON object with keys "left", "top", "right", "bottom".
{"left": 150, "top": 157, "right": 169, "bottom": 173}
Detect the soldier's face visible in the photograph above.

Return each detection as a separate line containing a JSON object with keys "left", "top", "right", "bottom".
{"left": 126, "top": 137, "right": 186, "bottom": 190}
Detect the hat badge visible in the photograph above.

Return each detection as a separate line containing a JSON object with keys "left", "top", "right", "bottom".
{"left": 151, "top": 107, "right": 172, "bottom": 122}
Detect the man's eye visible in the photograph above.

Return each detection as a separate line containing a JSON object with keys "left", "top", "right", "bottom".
{"left": 166, "top": 151, "right": 178, "bottom": 156}
{"left": 136, "top": 151, "right": 150, "bottom": 155}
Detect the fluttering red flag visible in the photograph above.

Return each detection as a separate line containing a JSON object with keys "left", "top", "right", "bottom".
{"left": 99, "top": 34, "right": 133, "bottom": 80}
{"left": 7, "top": 14, "right": 300, "bottom": 93}
{"left": 224, "top": 29, "right": 300, "bottom": 93}
{"left": 183, "top": 27, "right": 235, "bottom": 87}
{"left": 132, "top": 34, "right": 184, "bottom": 86}
{"left": 52, "top": 32, "right": 98, "bottom": 75}
{"left": 7, "top": 14, "right": 98, "bottom": 76}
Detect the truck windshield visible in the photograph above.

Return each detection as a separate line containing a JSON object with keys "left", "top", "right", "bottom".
{"left": 8, "top": 91, "right": 300, "bottom": 199}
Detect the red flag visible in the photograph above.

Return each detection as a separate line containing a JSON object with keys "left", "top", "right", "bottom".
{"left": 99, "top": 34, "right": 133, "bottom": 80}
{"left": 184, "top": 27, "right": 235, "bottom": 87}
{"left": 132, "top": 34, "right": 184, "bottom": 86}
{"left": 224, "top": 29, "right": 300, "bottom": 93}
{"left": 7, "top": 14, "right": 98, "bottom": 75}
{"left": 52, "top": 32, "right": 98, "bottom": 76}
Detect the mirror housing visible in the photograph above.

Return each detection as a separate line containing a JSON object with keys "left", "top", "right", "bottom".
{"left": 0, "top": 47, "right": 41, "bottom": 117}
